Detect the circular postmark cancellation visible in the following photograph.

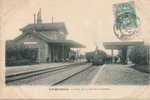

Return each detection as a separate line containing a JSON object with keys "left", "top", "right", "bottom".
{"left": 113, "top": 2, "right": 141, "bottom": 41}
{"left": 113, "top": 12, "right": 141, "bottom": 40}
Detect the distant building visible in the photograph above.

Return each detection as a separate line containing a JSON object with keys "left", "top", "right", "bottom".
{"left": 11, "top": 9, "right": 85, "bottom": 63}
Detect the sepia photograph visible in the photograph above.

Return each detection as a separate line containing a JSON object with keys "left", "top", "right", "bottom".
{"left": 3, "top": 0, "right": 150, "bottom": 86}
{"left": 2, "top": 98, "right": 149, "bottom": 100}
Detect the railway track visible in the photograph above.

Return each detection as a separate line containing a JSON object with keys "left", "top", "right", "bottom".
{"left": 6, "top": 62, "right": 86, "bottom": 84}
{"left": 52, "top": 64, "right": 93, "bottom": 85}
{"left": 54, "top": 65, "right": 99, "bottom": 85}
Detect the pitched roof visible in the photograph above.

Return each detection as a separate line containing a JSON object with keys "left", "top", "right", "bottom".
{"left": 15, "top": 22, "right": 85, "bottom": 48}
{"left": 20, "top": 22, "right": 68, "bottom": 34}
{"left": 14, "top": 31, "right": 85, "bottom": 48}
{"left": 36, "top": 32, "right": 85, "bottom": 48}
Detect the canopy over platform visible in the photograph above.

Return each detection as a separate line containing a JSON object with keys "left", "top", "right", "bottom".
{"left": 103, "top": 41, "right": 144, "bottom": 49}
{"left": 48, "top": 40, "right": 86, "bottom": 48}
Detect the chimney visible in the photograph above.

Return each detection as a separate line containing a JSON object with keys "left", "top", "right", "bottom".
{"left": 34, "top": 13, "right": 36, "bottom": 24}
{"left": 37, "top": 8, "right": 42, "bottom": 24}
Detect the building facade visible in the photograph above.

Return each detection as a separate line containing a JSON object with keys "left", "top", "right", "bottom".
{"left": 13, "top": 9, "right": 85, "bottom": 63}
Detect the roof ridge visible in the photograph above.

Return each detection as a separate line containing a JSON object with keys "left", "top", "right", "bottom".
{"left": 27, "top": 22, "right": 65, "bottom": 25}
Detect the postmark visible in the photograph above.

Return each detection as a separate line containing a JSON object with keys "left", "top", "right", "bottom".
{"left": 113, "top": 1, "right": 140, "bottom": 40}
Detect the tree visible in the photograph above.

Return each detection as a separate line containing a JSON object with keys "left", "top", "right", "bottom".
{"left": 129, "top": 45, "right": 149, "bottom": 65}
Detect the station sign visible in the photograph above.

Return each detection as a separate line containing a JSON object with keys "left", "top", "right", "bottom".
{"left": 24, "top": 42, "right": 38, "bottom": 44}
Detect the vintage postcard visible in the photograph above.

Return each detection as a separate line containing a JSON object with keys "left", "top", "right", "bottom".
{"left": 0, "top": 0, "right": 150, "bottom": 99}
{"left": 0, "top": 98, "right": 148, "bottom": 100}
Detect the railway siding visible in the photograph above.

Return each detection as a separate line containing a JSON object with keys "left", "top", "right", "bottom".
{"left": 6, "top": 62, "right": 88, "bottom": 85}
{"left": 27, "top": 63, "right": 92, "bottom": 85}
{"left": 6, "top": 63, "right": 91, "bottom": 85}
{"left": 6, "top": 63, "right": 73, "bottom": 76}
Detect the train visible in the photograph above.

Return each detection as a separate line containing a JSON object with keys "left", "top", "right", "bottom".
{"left": 85, "top": 49, "right": 107, "bottom": 65}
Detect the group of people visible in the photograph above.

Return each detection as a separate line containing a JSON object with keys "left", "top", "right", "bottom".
{"left": 46, "top": 55, "right": 80, "bottom": 63}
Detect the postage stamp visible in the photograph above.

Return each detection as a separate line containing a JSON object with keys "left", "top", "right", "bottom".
{"left": 113, "top": 1, "right": 140, "bottom": 40}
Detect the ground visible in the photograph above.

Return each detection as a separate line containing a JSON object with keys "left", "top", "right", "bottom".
{"left": 6, "top": 63, "right": 150, "bottom": 85}
{"left": 94, "top": 64, "right": 149, "bottom": 85}
{"left": 58, "top": 64, "right": 149, "bottom": 85}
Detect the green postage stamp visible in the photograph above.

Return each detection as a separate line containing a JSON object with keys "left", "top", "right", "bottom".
{"left": 113, "top": 1, "right": 140, "bottom": 40}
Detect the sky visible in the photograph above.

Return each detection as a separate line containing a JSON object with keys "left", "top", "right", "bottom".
{"left": 1, "top": 0, "right": 150, "bottom": 53}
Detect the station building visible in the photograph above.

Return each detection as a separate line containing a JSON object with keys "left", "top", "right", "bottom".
{"left": 13, "top": 9, "right": 85, "bottom": 63}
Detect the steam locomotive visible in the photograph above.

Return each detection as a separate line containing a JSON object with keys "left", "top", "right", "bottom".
{"left": 85, "top": 50, "right": 107, "bottom": 65}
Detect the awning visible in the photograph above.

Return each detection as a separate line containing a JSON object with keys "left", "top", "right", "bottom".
{"left": 32, "top": 32, "right": 85, "bottom": 48}
{"left": 103, "top": 41, "right": 144, "bottom": 49}
{"left": 48, "top": 40, "right": 86, "bottom": 48}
